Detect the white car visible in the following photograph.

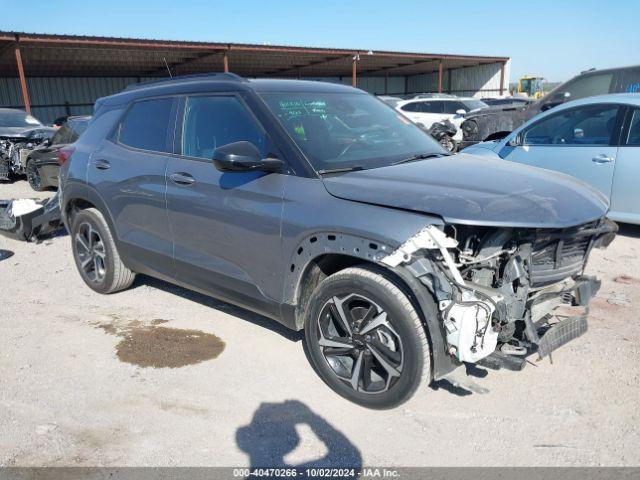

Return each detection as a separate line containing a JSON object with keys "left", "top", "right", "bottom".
{"left": 395, "top": 96, "right": 489, "bottom": 141}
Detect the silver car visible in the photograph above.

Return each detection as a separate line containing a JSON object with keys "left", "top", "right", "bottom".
{"left": 463, "top": 94, "right": 640, "bottom": 224}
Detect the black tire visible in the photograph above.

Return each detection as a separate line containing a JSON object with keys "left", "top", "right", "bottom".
{"left": 26, "top": 159, "right": 44, "bottom": 191}
{"left": 304, "top": 265, "right": 431, "bottom": 409}
{"left": 71, "top": 208, "right": 135, "bottom": 294}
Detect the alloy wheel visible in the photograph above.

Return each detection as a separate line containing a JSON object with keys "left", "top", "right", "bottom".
{"left": 316, "top": 293, "right": 404, "bottom": 394}
{"left": 26, "top": 162, "right": 42, "bottom": 191}
{"left": 75, "top": 221, "right": 107, "bottom": 283}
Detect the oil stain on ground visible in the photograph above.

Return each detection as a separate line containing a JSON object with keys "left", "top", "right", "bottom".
{"left": 95, "top": 318, "right": 225, "bottom": 368}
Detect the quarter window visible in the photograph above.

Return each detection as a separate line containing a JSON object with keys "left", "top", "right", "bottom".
{"left": 181, "top": 96, "right": 268, "bottom": 160}
{"left": 401, "top": 102, "right": 421, "bottom": 113}
{"left": 119, "top": 98, "right": 173, "bottom": 153}
{"left": 620, "top": 68, "right": 640, "bottom": 94}
{"left": 523, "top": 105, "right": 619, "bottom": 146}
{"left": 562, "top": 73, "right": 614, "bottom": 101}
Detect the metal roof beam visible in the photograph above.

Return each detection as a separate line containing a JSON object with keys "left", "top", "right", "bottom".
{"left": 145, "top": 49, "right": 226, "bottom": 75}
{"left": 263, "top": 54, "right": 353, "bottom": 76}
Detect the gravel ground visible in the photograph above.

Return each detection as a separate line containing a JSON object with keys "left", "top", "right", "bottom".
{"left": 0, "top": 179, "right": 639, "bottom": 467}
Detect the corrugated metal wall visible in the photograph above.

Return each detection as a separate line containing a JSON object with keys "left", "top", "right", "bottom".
{"left": 0, "top": 76, "right": 146, "bottom": 123}
{"left": 0, "top": 62, "right": 509, "bottom": 123}
{"left": 407, "top": 60, "right": 511, "bottom": 98}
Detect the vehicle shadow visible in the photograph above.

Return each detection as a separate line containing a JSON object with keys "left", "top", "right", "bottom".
{"left": 429, "top": 364, "right": 489, "bottom": 397}
{"left": 617, "top": 222, "right": 640, "bottom": 239}
{"left": 236, "top": 400, "right": 362, "bottom": 477}
{"left": 0, "top": 249, "right": 14, "bottom": 261}
{"left": 133, "top": 275, "right": 303, "bottom": 342}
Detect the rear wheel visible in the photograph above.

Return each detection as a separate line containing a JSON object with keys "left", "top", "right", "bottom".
{"left": 26, "top": 159, "right": 44, "bottom": 191}
{"left": 304, "top": 266, "right": 431, "bottom": 409}
{"left": 71, "top": 208, "right": 135, "bottom": 294}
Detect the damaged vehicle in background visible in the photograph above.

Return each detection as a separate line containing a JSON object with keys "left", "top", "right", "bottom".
{"left": 396, "top": 95, "right": 488, "bottom": 151}
{"left": 460, "top": 64, "right": 640, "bottom": 149}
{"left": 0, "top": 109, "right": 56, "bottom": 181}
{"left": 59, "top": 74, "right": 615, "bottom": 409}
{"left": 25, "top": 115, "right": 90, "bottom": 191}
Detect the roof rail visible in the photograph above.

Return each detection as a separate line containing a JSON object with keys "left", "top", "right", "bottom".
{"left": 124, "top": 72, "right": 245, "bottom": 91}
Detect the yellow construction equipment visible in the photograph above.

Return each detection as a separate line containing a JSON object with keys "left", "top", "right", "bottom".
{"left": 516, "top": 76, "right": 545, "bottom": 99}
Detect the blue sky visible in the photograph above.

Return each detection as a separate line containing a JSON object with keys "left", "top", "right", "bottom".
{"left": 1, "top": 0, "right": 638, "bottom": 82}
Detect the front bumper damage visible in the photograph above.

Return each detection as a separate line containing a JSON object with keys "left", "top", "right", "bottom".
{"left": 0, "top": 192, "right": 62, "bottom": 242}
{"left": 381, "top": 220, "right": 616, "bottom": 390}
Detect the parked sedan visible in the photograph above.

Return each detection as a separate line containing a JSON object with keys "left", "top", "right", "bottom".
{"left": 25, "top": 115, "right": 90, "bottom": 191}
{"left": 462, "top": 94, "right": 640, "bottom": 224}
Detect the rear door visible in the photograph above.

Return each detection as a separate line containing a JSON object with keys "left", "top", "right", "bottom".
{"left": 609, "top": 106, "right": 640, "bottom": 223}
{"left": 501, "top": 103, "right": 622, "bottom": 196}
{"left": 87, "top": 96, "right": 177, "bottom": 279}
{"left": 165, "top": 93, "right": 286, "bottom": 312}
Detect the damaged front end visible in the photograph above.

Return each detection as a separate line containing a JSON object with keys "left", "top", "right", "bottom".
{"left": 382, "top": 218, "right": 616, "bottom": 376}
{"left": 0, "top": 128, "right": 55, "bottom": 181}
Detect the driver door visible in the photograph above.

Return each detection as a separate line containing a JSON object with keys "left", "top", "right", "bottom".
{"left": 501, "top": 104, "right": 622, "bottom": 197}
{"left": 165, "top": 94, "right": 287, "bottom": 313}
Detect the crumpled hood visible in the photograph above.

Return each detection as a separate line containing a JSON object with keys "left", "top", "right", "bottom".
{"left": 321, "top": 153, "right": 609, "bottom": 228}
{"left": 0, "top": 126, "right": 53, "bottom": 139}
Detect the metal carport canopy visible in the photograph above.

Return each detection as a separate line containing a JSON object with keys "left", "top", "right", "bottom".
{"left": 0, "top": 31, "right": 509, "bottom": 113}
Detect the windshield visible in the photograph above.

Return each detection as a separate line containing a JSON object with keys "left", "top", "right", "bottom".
{"left": 0, "top": 110, "right": 42, "bottom": 128}
{"left": 462, "top": 99, "right": 488, "bottom": 111}
{"left": 260, "top": 92, "right": 443, "bottom": 171}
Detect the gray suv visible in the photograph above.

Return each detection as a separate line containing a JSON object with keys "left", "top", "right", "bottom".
{"left": 59, "top": 74, "right": 615, "bottom": 409}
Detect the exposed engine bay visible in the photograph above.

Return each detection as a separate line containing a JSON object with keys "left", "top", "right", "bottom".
{"left": 0, "top": 127, "right": 55, "bottom": 181}
{"left": 382, "top": 219, "right": 617, "bottom": 370}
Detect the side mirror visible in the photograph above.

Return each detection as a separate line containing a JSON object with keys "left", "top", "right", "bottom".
{"left": 573, "top": 128, "right": 584, "bottom": 139}
{"left": 455, "top": 109, "right": 467, "bottom": 116}
{"left": 213, "top": 141, "right": 283, "bottom": 173}
{"left": 42, "top": 138, "right": 51, "bottom": 147}
{"left": 507, "top": 133, "right": 522, "bottom": 147}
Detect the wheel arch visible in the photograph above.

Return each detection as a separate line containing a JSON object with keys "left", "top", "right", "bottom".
{"left": 62, "top": 182, "right": 119, "bottom": 244}
{"left": 286, "top": 232, "right": 458, "bottom": 380}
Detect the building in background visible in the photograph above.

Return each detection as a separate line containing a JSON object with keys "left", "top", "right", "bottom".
{"left": 0, "top": 32, "right": 510, "bottom": 123}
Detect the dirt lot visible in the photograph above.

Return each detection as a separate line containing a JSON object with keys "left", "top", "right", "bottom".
{"left": 0, "top": 179, "right": 639, "bottom": 467}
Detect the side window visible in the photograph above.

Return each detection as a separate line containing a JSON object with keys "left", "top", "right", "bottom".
{"left": 181, "top": 96, "right": 268, "bottom": 160}
{"left": 562, "top": 73, "right": 614, "bottom": 101}
{"left": 442, "top": 101, "right": 465, "bottom": 114}
{"left": 523, "top": 105, "right": 619, "bottom": 146}
{"left": 401, "top": 102, "right": 421, "bottom": 113}
{"left": 420, "top": 101, "right": 444, "bottom": 114}
{"left": 119, "top": 98, "right": 173, "bottom": 153}
{"left": 626, "top": 109, "right": 640, "bottom": 145}
{"left": 620, "top": 68, "right": 640, "bottom": 94}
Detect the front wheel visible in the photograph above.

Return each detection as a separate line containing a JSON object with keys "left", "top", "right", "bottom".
{"left": 304, "top": 266, "right": 431, "bottom": 409}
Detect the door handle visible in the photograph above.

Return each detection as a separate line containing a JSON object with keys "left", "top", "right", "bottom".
{"left": 592, "top": 154, "right": 614, "bottom": 164}
{"left": 170, "top": 172, "right": 196, "bottom": 186}
{"left": 92, "top": 159, "right": 111, "bottom": 170}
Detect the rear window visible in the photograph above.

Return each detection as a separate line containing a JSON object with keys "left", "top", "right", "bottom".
{"left": 119, "top": 98, "right": 173, "bottom": 152}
